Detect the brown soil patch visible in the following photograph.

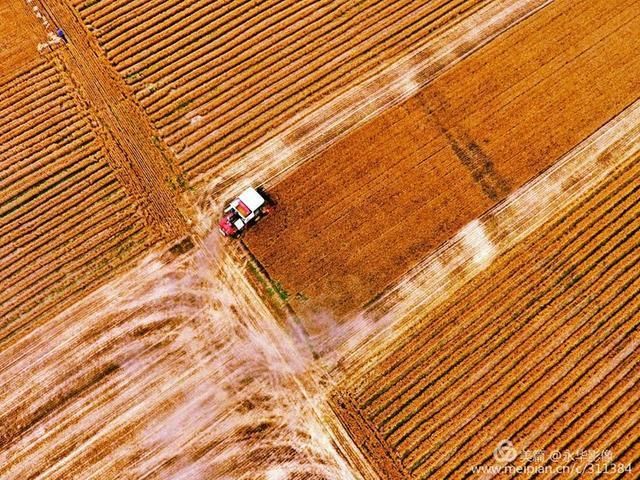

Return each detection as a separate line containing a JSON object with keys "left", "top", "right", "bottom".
{"left": 332, "top": 152, "right": 640, "bottom": 479}
{"left": 0, "top": 0, "right": 45, "bottom": 73}
{"left": 244, "top": 0, "right": 640, "bottom": 319}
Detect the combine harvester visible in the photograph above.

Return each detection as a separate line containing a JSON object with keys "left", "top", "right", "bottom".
{"left": 218, "top": 187, "right": 272, "bottom": 237}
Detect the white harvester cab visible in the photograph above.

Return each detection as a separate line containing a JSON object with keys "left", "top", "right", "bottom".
{"left": 218, "top": 187, "right": 268, "bottom": 237}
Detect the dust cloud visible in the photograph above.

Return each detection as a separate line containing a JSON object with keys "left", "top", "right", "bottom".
{"left": 0, "top": 231, "right": 357, "bottom": 480}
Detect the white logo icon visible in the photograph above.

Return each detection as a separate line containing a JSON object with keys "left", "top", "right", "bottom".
{"left": 493, "top": 439, "right": 518, "bottom": 463}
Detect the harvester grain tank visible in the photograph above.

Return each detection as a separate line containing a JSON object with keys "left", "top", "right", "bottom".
{"left": 218, "top": 187, "right": 270, "bottom": 237}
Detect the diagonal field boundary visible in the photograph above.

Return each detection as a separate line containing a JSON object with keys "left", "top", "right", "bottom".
{"left": 335, "top": 98, "right": 640, "bottom": 376}
{"left": 38, "top": 0, "right": 191, "bottom": 241}
{"left": 201, "top": 0, "right": 553, "bottom": 211}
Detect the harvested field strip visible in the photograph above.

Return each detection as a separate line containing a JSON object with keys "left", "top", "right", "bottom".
{"left": 1, "top": 128, "right": 95, "bottom": 185}
{"left": 142, "top": 0, "right": 351, "bottom": 116}
{"left": 0, "top": 110, "right": 82, "bottom": 159}
{"left": 143, "top": 0, "right": 478, "bottom": 125}
{"left": 0, "top": 148, "right": 102, "bottom": 223}
{"left": 395, "top": 221, "right": 640, "bottom": 465}
{"left": 127, "top": 0, "right": 322, "bottom": 85}
{"left": 595, "top": 424, "right": 640, "bottom": 480}
{"left": 0, "top": 63, "right": 78, "bottom": 149}
{"left": 0, "top": 56, "right": 158, "bottom": 342}
{"left": 348, "top": 98, "right": 640, "bottom": 373}
{"left": 327, "top": 0, "right": 637, "bottom": 276}
{"left": 0, "top": 207, "right": 144, "bottom": 316}
{"left": 0, "top": 83, "right": 65, "bottom": 131}
{"left": 111, "top": 1, "right": 285, "bottom": 66}
{"left": 424, "top": 280, "right": 635, "bottom": 474}
{"left": 180, "top": 0, "right": 488, "bottom": 180}
{"left": 0, "top": 188, "right": 127, "bottom": 283}
{"left": 388, "top": 238, "right": 640, "bottom": 454}
{"left": 1, "top": 122, "right": 93, "bottom": 176}
{"left": 0, "top": 238, "right": 355, "bottom": 479}
{"left": 546, "top": 399, "right": 640, "bottom": 480}
{"left": 200, "top": 0, "right": 552, "bottom": 208}
{"left": 0, "top": 117, "right": 85, "bottom": 162}
{"left": 77, "top": 0, "right": 145, "bottom": 24}
{"left": 0, "top": 71, "right": 71, "bottom": 118}
{"left": 75, "top": 0, "right": 489, "bottom": 184}
{"left": 418, "top": 287, "right": 640, "bottom": 476}
{"left": 0, "top": 167, "right": 116, "bottom": 247}
{"left": 511, "top": 362, "right": 640, "bottom": 469}
{"left": 332, "top": 152, "right": 640, "bottom": 478}
{"left": 0, "top": 59, "right": 50, "bottom": 104}
{"left": 1, "top": 130, "right": 97, "bottom": 189}
{"left": 364, "top": 175, "right": 640, "bottom": 421}
{"left": 99, "top": 0, "right": 212, "bottom": 46}
{"left": 0, "top": 157, "right": 104, "bottom": 229}
{"left": 42, "top": 0, "right": 190, "bottom": 239}
{"left": 0, "top": 92, "right": 87, "bottom": 142}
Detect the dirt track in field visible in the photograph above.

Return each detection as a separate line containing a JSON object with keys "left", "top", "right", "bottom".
{"left": 244, "top": 0, "right": 640, "bottom": 319}
{"left": 0, "top": 233, "right": 360, "bottom": 480}
{"left": 331, "top": 149, "right": 640, "bottom": 479}
{"left": 43, "top": 0, "right": 190, "bottom": 239}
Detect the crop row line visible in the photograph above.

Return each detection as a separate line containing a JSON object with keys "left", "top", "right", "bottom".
{"left": 357, "top": 159, "right": 640, "bottom": 407}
